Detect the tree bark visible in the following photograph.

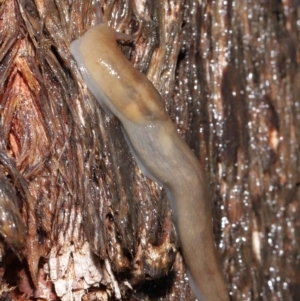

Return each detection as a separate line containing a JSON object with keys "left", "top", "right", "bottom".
{"left": 0, "top": 0, "right": 299, "bottom": 300}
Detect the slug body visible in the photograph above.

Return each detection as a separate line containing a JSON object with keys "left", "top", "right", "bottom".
{"left": 0, "top": 176, "right": 26, "bottom": 254}
{"left": 70, "top": 24, "right": 229, "bottom": 301}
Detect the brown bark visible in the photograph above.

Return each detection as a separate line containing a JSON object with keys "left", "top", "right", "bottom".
{"left": 0, "top": 0, "right": 299, "bottom": 300}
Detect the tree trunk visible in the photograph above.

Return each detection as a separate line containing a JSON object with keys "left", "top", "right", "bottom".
{"left": 0, "top": 0, "right": 299, "bottom": 300}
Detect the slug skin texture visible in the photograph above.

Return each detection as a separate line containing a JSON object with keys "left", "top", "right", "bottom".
{"left": 70, "top": 24, "right": 229, "bottom": 301}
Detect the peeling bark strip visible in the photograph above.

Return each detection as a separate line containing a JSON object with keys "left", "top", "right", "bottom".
{"left": 0, "top": 0, "right": 299, "bottom": 301}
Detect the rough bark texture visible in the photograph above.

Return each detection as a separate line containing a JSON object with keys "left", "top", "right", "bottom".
{"left": 0, "top": 0, "right": 299, "bottom": 300}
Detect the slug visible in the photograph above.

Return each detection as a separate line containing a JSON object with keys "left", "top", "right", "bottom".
{"left": 70, "top": 24, "right": 229, "bottom": 301}
{"left": 0, "top": 175, "right": 26, "bottom": 254}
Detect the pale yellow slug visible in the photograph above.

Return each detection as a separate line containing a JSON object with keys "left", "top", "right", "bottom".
{"left": 70, "top": 24, "right": 229, "bottom": 301}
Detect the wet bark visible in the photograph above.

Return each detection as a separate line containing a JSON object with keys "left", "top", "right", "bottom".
{"left": 0, "top": 0, "right": 299, "bottom": 300}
